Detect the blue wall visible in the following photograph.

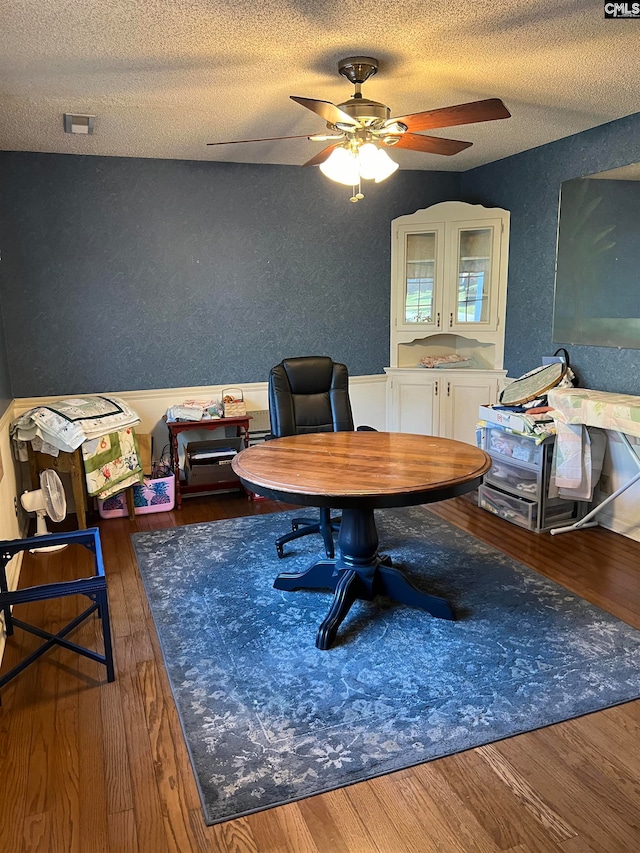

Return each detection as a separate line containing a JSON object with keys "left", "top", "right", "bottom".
{"left": 3, "top": 110, "right": 640, "bottom": 401}
{"left": 0, "top": 307, "right": 11, "bottom": 416}
{"left": 0, "top": 229, "right": 11, "bottom": 414}
{"left": 462, "top": 112, "right": 640, "bottom": 394}
{"left": 0, "top": 152, "right": 460, "bottom": 397}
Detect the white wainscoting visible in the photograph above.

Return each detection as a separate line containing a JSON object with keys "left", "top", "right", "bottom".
{"left": 593, "top": 432, "right": 640, "bottom": 543}
{"left": 13, "top": 374, "right": 390, "bottom": 473}
{"left": 0, "top": 403, "right": 25, "bottom": 661}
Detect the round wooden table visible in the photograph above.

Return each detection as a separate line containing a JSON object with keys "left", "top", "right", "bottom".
{"left": 232, "top": 431, "right": 491, "bottom": 649}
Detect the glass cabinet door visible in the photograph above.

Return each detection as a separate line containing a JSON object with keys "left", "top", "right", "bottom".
{"left": 391, "top": 205, "right": 507, "bottom": 353}
{"left": 449, "top": 222, "right": 501, "bottom": 332}
{"left": 398, "top": 226, "right": 444, "bottom": 331}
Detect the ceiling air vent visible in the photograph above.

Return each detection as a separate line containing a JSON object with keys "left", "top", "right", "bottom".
{"left": 63, "top": 114, "right": 95, "bottom": 135}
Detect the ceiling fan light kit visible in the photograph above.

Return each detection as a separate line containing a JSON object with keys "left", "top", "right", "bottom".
{"left": 207, "top": 56, "right": 511, "bottom": 202}
{"left": 319, "top": 141, "right": 399, "bottom": 194}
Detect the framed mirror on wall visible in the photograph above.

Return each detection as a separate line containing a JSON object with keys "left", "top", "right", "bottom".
{"left": 553, "top": 163, "right": 640, "bottom": 349}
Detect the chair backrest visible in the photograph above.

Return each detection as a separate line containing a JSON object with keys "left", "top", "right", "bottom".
{"left": 268, "top": 356, "right": 355, "bottom": 438}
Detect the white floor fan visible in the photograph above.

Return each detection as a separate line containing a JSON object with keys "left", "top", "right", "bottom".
{"left": 21, "top": 469, "right": 68, "bottom": 552}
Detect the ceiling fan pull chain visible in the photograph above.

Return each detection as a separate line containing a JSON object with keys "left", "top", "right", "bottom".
{"left": 350, "top": 178, "right": 364, "bottom": 203}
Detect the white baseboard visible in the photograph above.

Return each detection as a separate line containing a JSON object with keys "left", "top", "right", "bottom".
{"left": 597, "top": 510, "right": 640, "bottom": 543}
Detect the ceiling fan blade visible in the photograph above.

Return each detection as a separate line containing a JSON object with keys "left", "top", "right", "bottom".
{"left": 391, "top": 99, "right": 511, "bottom": 133}
{"left": 207, "top": 133, "right": 315, "bottom": 146}
{"left": 388, "top": 133, "right": 472, "bottom": 156}
{"left": 308, "top": 134, "right": 346, "bottom": 142}
{"left": 301, "top": 143, "right": 343, "bottom": 168}
{"left": 290, "top": 96, "right": 358, "bottom": 128}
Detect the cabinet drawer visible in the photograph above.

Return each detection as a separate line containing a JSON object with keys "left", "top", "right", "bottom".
{"left": 484, "top": 425, "right": 542, "bottom": 466}
{"left": 485, "top": 457, "right": 539, "bottom": 498}
{"left": 478, "top": 483, "right": 537, "bottom": 529}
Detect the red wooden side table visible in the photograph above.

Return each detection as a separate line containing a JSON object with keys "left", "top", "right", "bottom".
{"left": 164, "top": 415, "right": 252, "bottom": 509}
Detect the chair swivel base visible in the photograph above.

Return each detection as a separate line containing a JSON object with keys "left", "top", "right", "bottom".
{"left": 273, "top": 507, "right": 455, "bottom": 650}
{"left": 275, "top": 506, "right": 341, "bottom": 559}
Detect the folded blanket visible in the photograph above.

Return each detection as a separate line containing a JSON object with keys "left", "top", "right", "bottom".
{"left": 82, "top": 427, "right": 144, "bottom": 499}
{"left": 419, "top": 354, "right": 471, "bottom": 369}
{"left": 11, "top": 395, "right": 141, "bottom": 452}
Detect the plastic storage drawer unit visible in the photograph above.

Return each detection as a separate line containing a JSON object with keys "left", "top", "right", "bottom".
{"left": 478, "top": 483, "right": 537, "bottom": 529}
{"left": 477, "top": 422, "right": 589, "bottom": 533}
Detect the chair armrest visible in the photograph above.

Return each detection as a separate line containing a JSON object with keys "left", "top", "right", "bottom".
{"left": 356, "top": 425, "right": 377, "bottom": 432}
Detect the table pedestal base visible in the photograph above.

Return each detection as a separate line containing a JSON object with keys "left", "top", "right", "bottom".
{"left": 273, "top": 507, "right": 455, "bottom": 650}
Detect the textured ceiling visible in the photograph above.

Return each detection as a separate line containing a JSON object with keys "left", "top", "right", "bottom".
{"left": 1, "top": 0, "right": 639, "bottom": 172}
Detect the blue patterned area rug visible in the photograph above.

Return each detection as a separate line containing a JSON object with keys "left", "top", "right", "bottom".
{"left": 132, "top": 508, "right": 640, "bottom": 825}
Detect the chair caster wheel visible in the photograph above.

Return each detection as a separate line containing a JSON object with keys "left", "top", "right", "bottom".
{"left": 276, "top": 544, "right": 285, "bottom": 558}
{"left": 291, "top": 523, "right": 299, "bottom": 532}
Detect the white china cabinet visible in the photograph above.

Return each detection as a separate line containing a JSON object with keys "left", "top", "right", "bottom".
{"left": 386, "top": 202, "right": 510, "bottom": 445}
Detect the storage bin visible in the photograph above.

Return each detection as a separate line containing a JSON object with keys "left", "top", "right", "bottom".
{"left": 484, "top": 424, "right": 542, "bottom": 465}
{"left": 98, "top": 476, "right": 175, "bottom": 518}
{"left": 184, "top": 437, "right": 243, "bottom": 487}
{"left": 478, "top": 483, "right": 537, "bottom": 530}
{"left": 479, "top": 405, "right": 528, "bottom": 433}
{"left": 485, "top": 456, "right": 538, "bottom": 497}
{"left": 186, "top": 460, "right": 238, "bottom": 486}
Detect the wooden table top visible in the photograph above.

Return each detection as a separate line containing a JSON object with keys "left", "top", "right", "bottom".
{"left": 232, "top": 432, "right": 491, "bottom": 509}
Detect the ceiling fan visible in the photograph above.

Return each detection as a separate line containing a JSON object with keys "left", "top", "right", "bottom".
{"left": 207, "top": 57, "right": 511, "bottom": 201}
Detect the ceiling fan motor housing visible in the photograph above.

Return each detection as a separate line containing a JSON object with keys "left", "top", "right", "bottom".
{"left": 335, "top": 57, "right": 389, "bottom": 128}
{"left": 337, "top": 97, "right": 390, "bottom": 126}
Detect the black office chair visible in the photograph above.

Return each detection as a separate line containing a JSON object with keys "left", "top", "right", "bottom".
{"left": 268, "top": 356, "right": 369, "bottom": 559}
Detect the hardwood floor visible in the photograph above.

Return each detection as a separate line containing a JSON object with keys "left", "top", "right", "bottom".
{"left": 1, "top": 492, "right": 639, "bottom": 852}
